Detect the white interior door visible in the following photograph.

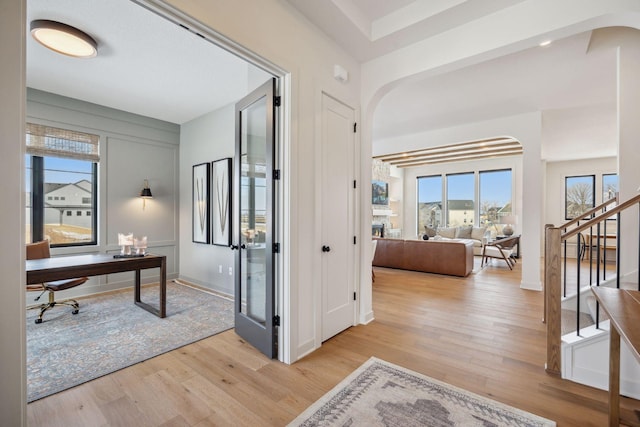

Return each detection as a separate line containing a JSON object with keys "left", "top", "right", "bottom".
{"left": 321, "top": 93, "right": 356, "bottom": 341}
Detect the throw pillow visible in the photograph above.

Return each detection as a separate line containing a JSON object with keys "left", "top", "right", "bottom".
{"left": 437, "top": 227, "right": 456, "bottom": 239}
{"left": 424, "top": 226, "right": 437, "bottom": 237}
{"left": 456, "top": 225, "right": 473, "bottom": 239}
{"left": 471, "top": 227, "right": 487, "bottom": 241}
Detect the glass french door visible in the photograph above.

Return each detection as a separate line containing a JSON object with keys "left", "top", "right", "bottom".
{"left": 233, "top": 78, "right": 277, "bottom": 358}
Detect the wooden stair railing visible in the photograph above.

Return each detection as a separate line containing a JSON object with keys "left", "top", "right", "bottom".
{"left": 545, "top": 193, "right": 640, "bottom": 376}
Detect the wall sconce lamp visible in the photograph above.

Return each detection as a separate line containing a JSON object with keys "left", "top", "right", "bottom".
{"left": 30, "top": 20, "right": 98, "bottom": 58}
{"left": 140, "top": 179, "right": 153, "bottom": 210}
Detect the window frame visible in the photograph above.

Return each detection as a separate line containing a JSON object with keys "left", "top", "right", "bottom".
{"left": 564, "top": 174, "right": 595, "bottom": 221}
{"left": 417, "top": 168, "right": 513, "bottom": 233}
{"left": 416, "top": 174, "right": 443, "bottom": 234}
{"left": 445, "top": 172, "right": 475, "bottom": 227}
{"left": 29, "top": 155, "right": 98, "bottom": 247}
{"left": 479, "top": 168, "right": 513, "bottom": 228}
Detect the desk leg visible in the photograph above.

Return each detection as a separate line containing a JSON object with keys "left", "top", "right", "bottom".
{"left": 134, "top": 269, "right": 141, "bottom": 303}
{"left": 609, "top": 326, "right": 621, "bottom": 427}
{"left": 133, "top": 261, "right": 166, "bottom": 319}
{"left": 159, "top": 257, "right": 166, "bottom": 318}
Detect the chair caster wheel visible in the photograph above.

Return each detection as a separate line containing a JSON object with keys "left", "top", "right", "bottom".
{"left": 35, "top": 319, "right": 42, "bottom": 324}
{"left": 72, "top": 310, "right": 79, "bottom": 315}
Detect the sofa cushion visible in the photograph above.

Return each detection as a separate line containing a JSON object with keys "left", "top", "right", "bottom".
{"left": 438, "top": 227, "right": 457, "bottom": 239}
{"left": 471, "top": 227, "right": 487, "bottom": 241}
{"left": 456, "top": 225, "right": 473, "bottom": 239}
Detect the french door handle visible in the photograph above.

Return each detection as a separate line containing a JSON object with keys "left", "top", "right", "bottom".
{"left": 322, "top": 245, "right": 331, "bottom": 252}
{"left": 240, "top": 244, "right": 247, "bottom": 250}
{"left": 230, "top": 244, "right": 239, "bottom": 250}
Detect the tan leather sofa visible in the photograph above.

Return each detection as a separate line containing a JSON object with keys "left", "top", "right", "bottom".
{"left": 372, "top": 237, "right": 474, "bottom": 277}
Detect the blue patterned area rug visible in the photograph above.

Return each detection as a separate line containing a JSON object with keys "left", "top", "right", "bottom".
{"left": 289, "top": 357, "right": 556, "bottom": 427}
{"left": 26, "top": 281, "right": 234, "bottom": 403}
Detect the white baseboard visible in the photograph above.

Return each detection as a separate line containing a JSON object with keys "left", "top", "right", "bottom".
{"left": 520, "top": 280, "right": 542, "bottom": 291}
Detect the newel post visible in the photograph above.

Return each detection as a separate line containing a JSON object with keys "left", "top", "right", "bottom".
{"left": 545, "top": 225, "right": 562, "bottom": 376}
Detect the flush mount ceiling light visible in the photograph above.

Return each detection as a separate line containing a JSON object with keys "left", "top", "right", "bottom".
{"left": 30, "top": 19, "right": 97, "bottom": 58}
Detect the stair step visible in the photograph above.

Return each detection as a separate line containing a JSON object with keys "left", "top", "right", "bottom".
{"left": 586, "top": 295, "right": 609, "bottom": 323}
{"left": 561, "top": 308, "right": 595, "bottom": 335}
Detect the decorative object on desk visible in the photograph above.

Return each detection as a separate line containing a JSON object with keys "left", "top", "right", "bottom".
{"left": 133, "top": 235, "right": 147, "bottom": 255}
{"left": 422, "top": 234, "right": 429, "bottom": 240}
{"left": 113, "top": 253, "right": 146, "bottom": 258}
{"left": 26, "top": 281, "right": 234, "bottom": 402}
{"left": 139, "top": 179, "right": 153, "bottom": 210}
{"left": 192, "top": 162, "right": 210, "bottom": 244}
{"left": 117, "top": 232, "right": 133, "bottom": 255}
{"left": 212, "top": 157, "right": 231, "bottom": 246}
{"left": 501, "top": 215, "right": 516, "bottom": 236}
{"left": 289, "top": 357, "right": 555, "bottom": 427}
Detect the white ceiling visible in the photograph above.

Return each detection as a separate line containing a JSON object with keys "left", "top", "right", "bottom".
{"left": 28, "top": 0, "right": 620, "bottom": 161}
{"left": 286, "top": 0, "right": 529, "bottom": 62}
{"left": 27, "top": 0, "right": 270, "bottom": 125}
{"left": 287, "top": 0, "right": 619, "bottom": 162}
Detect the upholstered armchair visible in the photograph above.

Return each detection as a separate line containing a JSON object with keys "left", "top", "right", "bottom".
{"left": 481, "top": 235, "right": 520, "bottom": 270}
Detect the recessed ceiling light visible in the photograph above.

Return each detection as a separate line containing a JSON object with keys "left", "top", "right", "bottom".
{"left": 30, "top": 20, "right": 97, "bottom": 58}
{"left": 539, "top": 40, "right": 552, "bottom": 47}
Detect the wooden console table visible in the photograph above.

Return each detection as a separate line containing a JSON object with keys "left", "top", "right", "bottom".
{"left": 591, "top": 286, "right": 640, "bottom": 426}
{"left": 26, "top": 253, "right": 167, "bottom": 318}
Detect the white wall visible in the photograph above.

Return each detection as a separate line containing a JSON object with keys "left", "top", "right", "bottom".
{"left": 545, "top": 157, "right": 617, "bottom": 228}
{"left": 617, "top": 30, "right": 640, "bottom": 282}
{"left": 163, "top": 0, "right": 362, "bottom": 362}
{"left": 0, "top": 1, "right": 26, "bottom": 423}
{"left": 179, "top": 104, "right": 235, "bottom": 295}
{"left": 27, "top": 89, "right": 180, "bottom": 297}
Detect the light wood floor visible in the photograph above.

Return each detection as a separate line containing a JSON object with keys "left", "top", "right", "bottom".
{"left": 27, "top": 258, "right": 640, "bottom": 426}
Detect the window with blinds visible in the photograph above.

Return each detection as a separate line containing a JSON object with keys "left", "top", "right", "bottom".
{"left": 26, "top": 123, "right": 100, "bottom": 162}
{"left": 26, "top": 123, "right": 99, "bottom": 246}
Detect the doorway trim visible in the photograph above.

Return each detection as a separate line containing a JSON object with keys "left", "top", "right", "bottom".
{"left": 132, "top": 0, "right": 292, "bottom": 362}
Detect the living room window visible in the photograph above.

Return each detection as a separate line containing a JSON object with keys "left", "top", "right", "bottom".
{"left": 446, "top": 172, "right": 475, "bottom": 227}
{"left": 602, "top": 173, "right": 618, "bottom": 217}
{"left": 603, "top": 173, "right": 618, "bottom": 201}
{"left": 417, "top": 175, "right": 442, "bottom": 234}
{"left": 417, "top": 168, "right": 513, "bottom": 234}
{"left": 479, "top": 169, "right": 512, "bottom": 233}
{"left": 565, "top": 175, "right": 595, "bottom": 220}
{"left": 25, "top": 123, "right": 99, "bottom": 247}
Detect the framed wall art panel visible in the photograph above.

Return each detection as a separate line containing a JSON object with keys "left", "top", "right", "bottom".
{"left": 212, "top": 157, "right": 232, "bottom": 246}
{"left": 192, "top": 162, "right": 210, "bottom": 244}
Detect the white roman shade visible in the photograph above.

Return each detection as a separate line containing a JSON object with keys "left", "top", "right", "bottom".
{"left": 26, "top": 123, "right": 100, "bottom": 162}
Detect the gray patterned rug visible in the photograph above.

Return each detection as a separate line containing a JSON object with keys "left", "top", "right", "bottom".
{"left": 26, "top": 281, "right": 234, "bottom": 402}
{"left": 289, "top": 357, "right": 556, "bottom": 427}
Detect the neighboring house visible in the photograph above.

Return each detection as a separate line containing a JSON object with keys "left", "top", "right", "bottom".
{"left": 418, "top": 200, "right": 478, "bottom": 228}
{"left": 43, "top": 180, "right": 92, "bottom": 230}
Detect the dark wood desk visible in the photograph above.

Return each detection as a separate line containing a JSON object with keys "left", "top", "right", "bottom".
{"left": 591, "top": 286, "right": 640, "bottom": 426}
{"left": 26, "top": 253, "right": 167, "bottom": 318}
